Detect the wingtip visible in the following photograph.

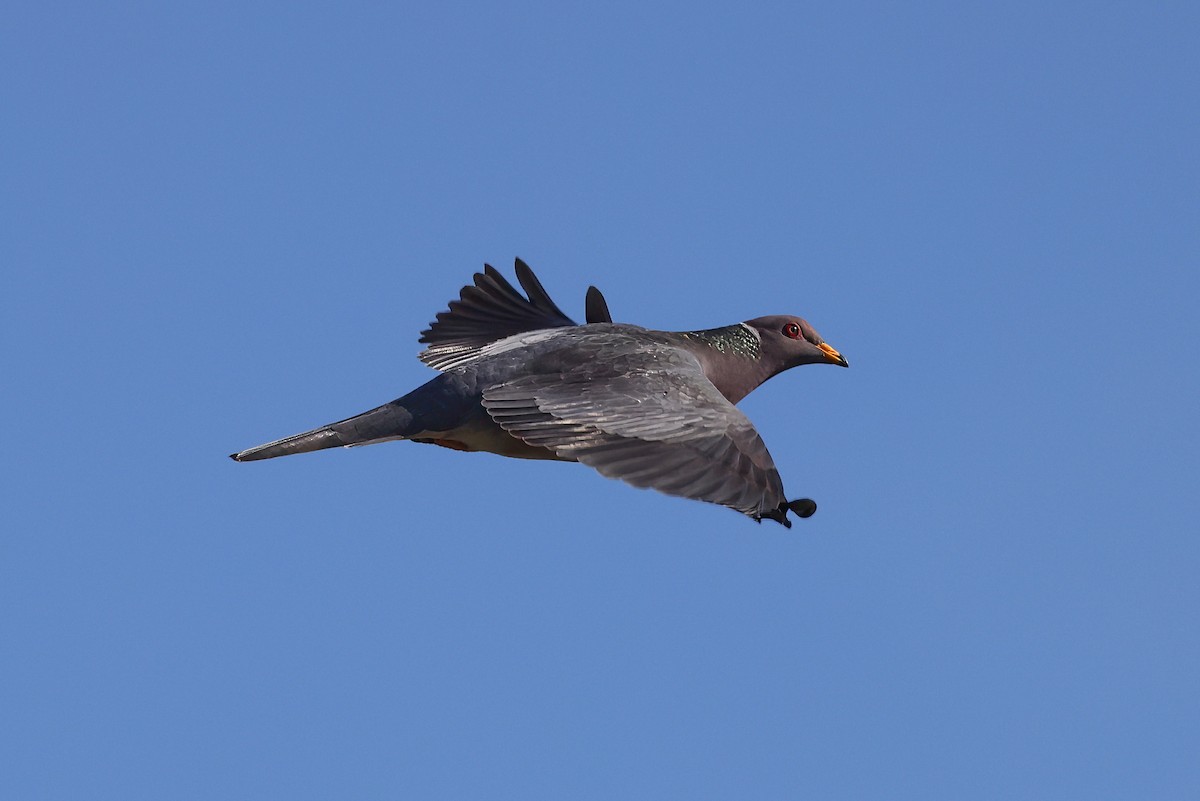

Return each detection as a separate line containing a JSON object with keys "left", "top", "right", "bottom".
{"left": 757, "top": 506, "right": 793, "bottom": 528}
{"left": 585, "top": 285, "right": 612, "bottom": 324}
{"left": 418, "top": 258, "right": 578, "bottom": 370}
{"left": 513, "top": 257, "right": 532, "bottom": 284}
{"left": 512, "top": 258, "right": 571, "bottom": 319}
{"left": 758, "top": 498, "right": 817, "bottom": 527}
{"left": 787, "top": 498, "right": 817, "bottom": 518}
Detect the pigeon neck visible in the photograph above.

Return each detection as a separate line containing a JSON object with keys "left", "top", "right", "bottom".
{"left": 677, "top": 324, "right": 770, "bottom": 404}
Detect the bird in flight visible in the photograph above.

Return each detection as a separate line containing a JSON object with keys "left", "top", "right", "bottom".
{"left": 231, "top": 259, "right": 848, "bottom": 527}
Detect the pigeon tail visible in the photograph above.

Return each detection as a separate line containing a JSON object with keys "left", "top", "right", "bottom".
{"left": 230, "top": 401, "right": 415, "bottom": 462}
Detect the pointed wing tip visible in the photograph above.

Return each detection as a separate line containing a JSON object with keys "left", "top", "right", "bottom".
{"left": 512, "top": 257, "right": 532, "bottom": 284}
{"left": 757, "top": 499, "right": 816, "bottom": 527}
{"left": 512, "top": 258, "right": 538, "bottom": 296}
{"left": 585, "top": 285, "right": 612, "bottom": 324}
{"left": 788, "top": 498, "right": 817, "bottom": 518}
{"left": 511, "top": 258, "right": 572, "bottom": 320}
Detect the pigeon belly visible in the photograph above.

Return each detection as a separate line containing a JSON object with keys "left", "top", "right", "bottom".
{"left": 409, "top": 413, "right": 570, "bottom": 462}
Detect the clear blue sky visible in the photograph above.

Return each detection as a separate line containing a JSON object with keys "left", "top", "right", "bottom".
{"left": 4, "top": 2, "right": 1197, "bottom": 798}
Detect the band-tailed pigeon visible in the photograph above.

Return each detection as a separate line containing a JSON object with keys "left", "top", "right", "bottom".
{"left": 231, "top": 259, "right": 848, "bottom": 527}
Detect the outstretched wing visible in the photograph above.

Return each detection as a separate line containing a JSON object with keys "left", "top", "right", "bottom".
{"left": 419, "top": 259, "right": 577, "bottom": 371}
{"left": 480, "top": 347, "right": 791, "bottom": 521}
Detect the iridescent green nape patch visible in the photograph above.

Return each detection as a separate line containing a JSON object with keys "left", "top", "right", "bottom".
{"left": 679, "top": 324, "right": 761, "bottom": 360}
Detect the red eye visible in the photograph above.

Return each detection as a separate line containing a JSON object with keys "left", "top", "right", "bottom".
{"left": 782, "top": 322, "right": 802, "bottom": 339}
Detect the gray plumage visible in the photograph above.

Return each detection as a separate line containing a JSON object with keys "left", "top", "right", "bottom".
{"left": 231, "top": 258, "right": 848, "bottom": 527}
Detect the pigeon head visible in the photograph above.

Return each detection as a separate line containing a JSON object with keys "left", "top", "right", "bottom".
{"left": 745, "top": 315, "right": 849, "bottom": 372}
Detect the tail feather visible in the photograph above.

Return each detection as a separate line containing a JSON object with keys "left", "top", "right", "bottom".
{"left": 230, "top": 401, "right": 414, "bottom": 462}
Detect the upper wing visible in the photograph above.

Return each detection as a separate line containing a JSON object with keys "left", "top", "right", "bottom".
{"left": 480, "top": 347, "right": 793, "bottom": 522}
{"left": 419, "top": 259, "right": 578, "bottom": 371}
